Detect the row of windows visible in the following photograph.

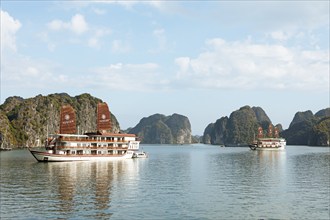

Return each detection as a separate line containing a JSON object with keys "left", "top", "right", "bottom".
{"left": 58, "top": 142, "right": 128, "bottom": 148}
{"left": 64, "top": 150, "right": 126, "bottom": 155}
{"left": 60, "top": 137, "right": 129, "bottom": 142}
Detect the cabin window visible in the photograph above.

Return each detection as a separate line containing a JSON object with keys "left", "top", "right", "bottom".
{"left": 71, "top": 151, "right": 76, "bottom": 154}
{"left": 91, "top": 150, "right": 97, "bottom": 155}
{"left": 98, "top": 151, "right": 101, "bottom": 154}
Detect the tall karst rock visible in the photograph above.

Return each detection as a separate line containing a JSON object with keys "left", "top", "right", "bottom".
{"left": 0, "top": 93, "right": 120, "bottom": 148}
{"left": 128, "top": 113, "right": 192, "bottom": 144}
{"left": 203, "top": 106, "right": 277, "bottom": 145}
{"left": 281, "top": 108, "right": 330, "bottom": 146}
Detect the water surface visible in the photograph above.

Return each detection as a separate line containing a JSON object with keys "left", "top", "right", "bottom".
{"left": 1, "top": 145, "right": 329, "bottom": 219}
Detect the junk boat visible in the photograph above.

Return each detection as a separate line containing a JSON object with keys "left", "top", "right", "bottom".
{"left": 249, "top": 125, "right": 286, "bottom": 151}
{"left": 29, "top": 103, "right": 144, "bottom": 162}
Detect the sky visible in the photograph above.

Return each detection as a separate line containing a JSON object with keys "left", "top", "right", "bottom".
{"left": 1, "top": 1, "right": 329, "bottom": 135}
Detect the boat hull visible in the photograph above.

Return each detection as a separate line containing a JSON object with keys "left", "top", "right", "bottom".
{"left": 29, "top": 149, "right": 134, "bottom": 162}
{"left": 249, "top": 145, "right": 285, "bottom": 151}
{"left": 249, "top": 138, "right": 286, "bottom": 151}
{"left": 133, "top": 151, "right": 148, "bottom": 158}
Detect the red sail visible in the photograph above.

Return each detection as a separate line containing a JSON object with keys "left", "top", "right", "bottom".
{"left": 59, "top": 105, "right": 76, "bottom": 134}
{"left": 257, "top": 126, "right": 263, "bottom": 138}
{"left": 274, "top": 126, "right": 279, "bottom": 138}
{"left": 97, "top": 102, "right": 111, "bottom": 132}
{"left": 267, "top": 124, "right": 273, "bottom": 138}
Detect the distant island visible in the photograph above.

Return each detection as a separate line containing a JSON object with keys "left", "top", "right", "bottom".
{"left": 281, "top": 109, "right": 330, "bottom": 146}
{"left": 0, "top": 93, "right": 329, "bottom": 148}
{"left": 126, "top": 113, "right": 193, "bottom": 144}
{"left": 203, "top": 106, "right": 276, "bottom": 146}
{"left": 203, "top": 105, "right": 330, "bottom": 146}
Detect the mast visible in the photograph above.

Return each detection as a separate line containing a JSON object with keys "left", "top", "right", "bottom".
{"left": 59, "top": 105, "right": 77, "bottom": 134}
{"left": 97, "top": 102, "right": 111, "bottom": 133}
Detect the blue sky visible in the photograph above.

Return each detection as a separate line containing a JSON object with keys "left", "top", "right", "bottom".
{"left": 1, "top": 1, "right": 329, "bottom": 135}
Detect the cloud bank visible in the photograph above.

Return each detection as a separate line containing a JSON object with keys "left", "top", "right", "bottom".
{"left": 1, "top": 10, "right": 22, "bottom": 52}
{"left": 175, "top": 38, "right": 329, "bottom": 91}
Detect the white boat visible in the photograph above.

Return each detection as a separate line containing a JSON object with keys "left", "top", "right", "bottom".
{"left": 29, "top": 103, "right": 143, "bottom": 162}
{"left": 249, "top": 125, "right": 286, "bottom": 151}
{"left": 133, "top": 151, "right": 148, "bottom": 158}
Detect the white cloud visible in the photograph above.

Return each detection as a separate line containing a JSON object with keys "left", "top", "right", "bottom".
{"left": 88, "top": 28, "right": 111, "bottom": 49}
{"left": 0, "top": 10, "right": 22, "bottom": 52}
{"left": 71, "top": 14, "right": 88, "bottom": 34}
{"left": 268, "top": 31, "right": 292, "bottom": 42}
{"left": 212, "top": 1, "right": 329, "bottom": 31}
{"left": 1, "top": 51, "right": 69, "bottom": 91}
{"left": 89, "top": 63, "right": 167, "bottom": 91}
{"left": 111, "top": 40, "right": 131, "bottom": 53}
{"left": 92, "top": 7, "right": 106, "bottom": 15}
{"left": 149, "top": 28, "right": 170, "bottom": 53}
{"left": 62, "top": 0, "right": 169, "bottom": 12}
{"left": 175, "top": 38, "right": 329, "bottom": 91}
{"left": 47, "top": 14, "right": 88, "bottom": 35}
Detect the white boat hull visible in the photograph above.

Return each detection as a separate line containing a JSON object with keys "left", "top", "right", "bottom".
{"left": 249, "top": 138, "right": 286, "bottom": 151}
{"left": 133, "top": 151, "right": 148, "bottom": 158}
{"left": 253, "top": 145, "right": 285, "bottom": 151}
{"left": 29, "top": 149, "right": 134, "bottom": 162}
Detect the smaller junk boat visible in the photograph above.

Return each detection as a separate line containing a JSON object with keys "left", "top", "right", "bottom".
{"left": 249, "top": 125, "right": 286, "bottom": 151}
{"left": 29, "top": 103, "right": 146, "bottom": 162}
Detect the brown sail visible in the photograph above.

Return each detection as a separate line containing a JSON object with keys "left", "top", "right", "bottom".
{"left": 267, "top": 124, "right": 273, "bottom": 138}
{"left": 257, "top": 126, "right": 263, "bottom": 138}
{"left": 59, "top": 105, "right": 76, "bottom": 134}
{"left": 274, "top": 126, "right": 279, "bottom": 138}
{"left": 97, "top": 102, "right": 111, "bottom": 132}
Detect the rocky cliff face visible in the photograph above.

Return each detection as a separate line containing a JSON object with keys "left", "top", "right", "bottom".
{"left": 282, "top": 108, "right": 330, "bottom": 146}
{"left": 0, "top": 93, "right": 120, "bottom": 148}
{"left": 203, "top": 106, "right": 275, "bottom": 145}
{"left": 128, "top": 113, "right": 192, "bottom": 144}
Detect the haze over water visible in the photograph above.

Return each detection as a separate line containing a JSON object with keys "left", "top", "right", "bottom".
{"left": 1, "top": 145, "right": 329, "bottom": 219}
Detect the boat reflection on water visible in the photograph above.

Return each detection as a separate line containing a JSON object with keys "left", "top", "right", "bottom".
{"left": 255, "top": 150, "right": 287, "bottom": 185}
{"left": 46, "top": 160, "right": 140, "bottom": 218}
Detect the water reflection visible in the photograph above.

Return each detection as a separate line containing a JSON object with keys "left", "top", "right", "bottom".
{"left": 46, "top": 160, "right": 140, "bottom": 219}
{"left": 1, "top": 147, "right": 329, "bottom": 219}
{"left": 287, "top": 152, "right": 330, "bottom": 216}
{"left": 207, "top": 149, "right": 288, "bottom": 219}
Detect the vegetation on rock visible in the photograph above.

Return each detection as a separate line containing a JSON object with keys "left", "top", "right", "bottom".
{"left": 203, "top": 106, "right": 277, "bottom": 145}
{"left": 281, "top": 109, "right": 330, "bottom": 146}
{"left": 0, "top": 93, "right": 120, "bottom": 148}
{"left": 203, "top": 106, "right": 330, "bottom": 146}
{"left": 128, "top": 113, "right": 192, "bottom": 144}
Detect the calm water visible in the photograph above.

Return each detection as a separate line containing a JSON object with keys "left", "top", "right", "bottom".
{"left": 0, "top": 145, "right": 329, "bottom": 220}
